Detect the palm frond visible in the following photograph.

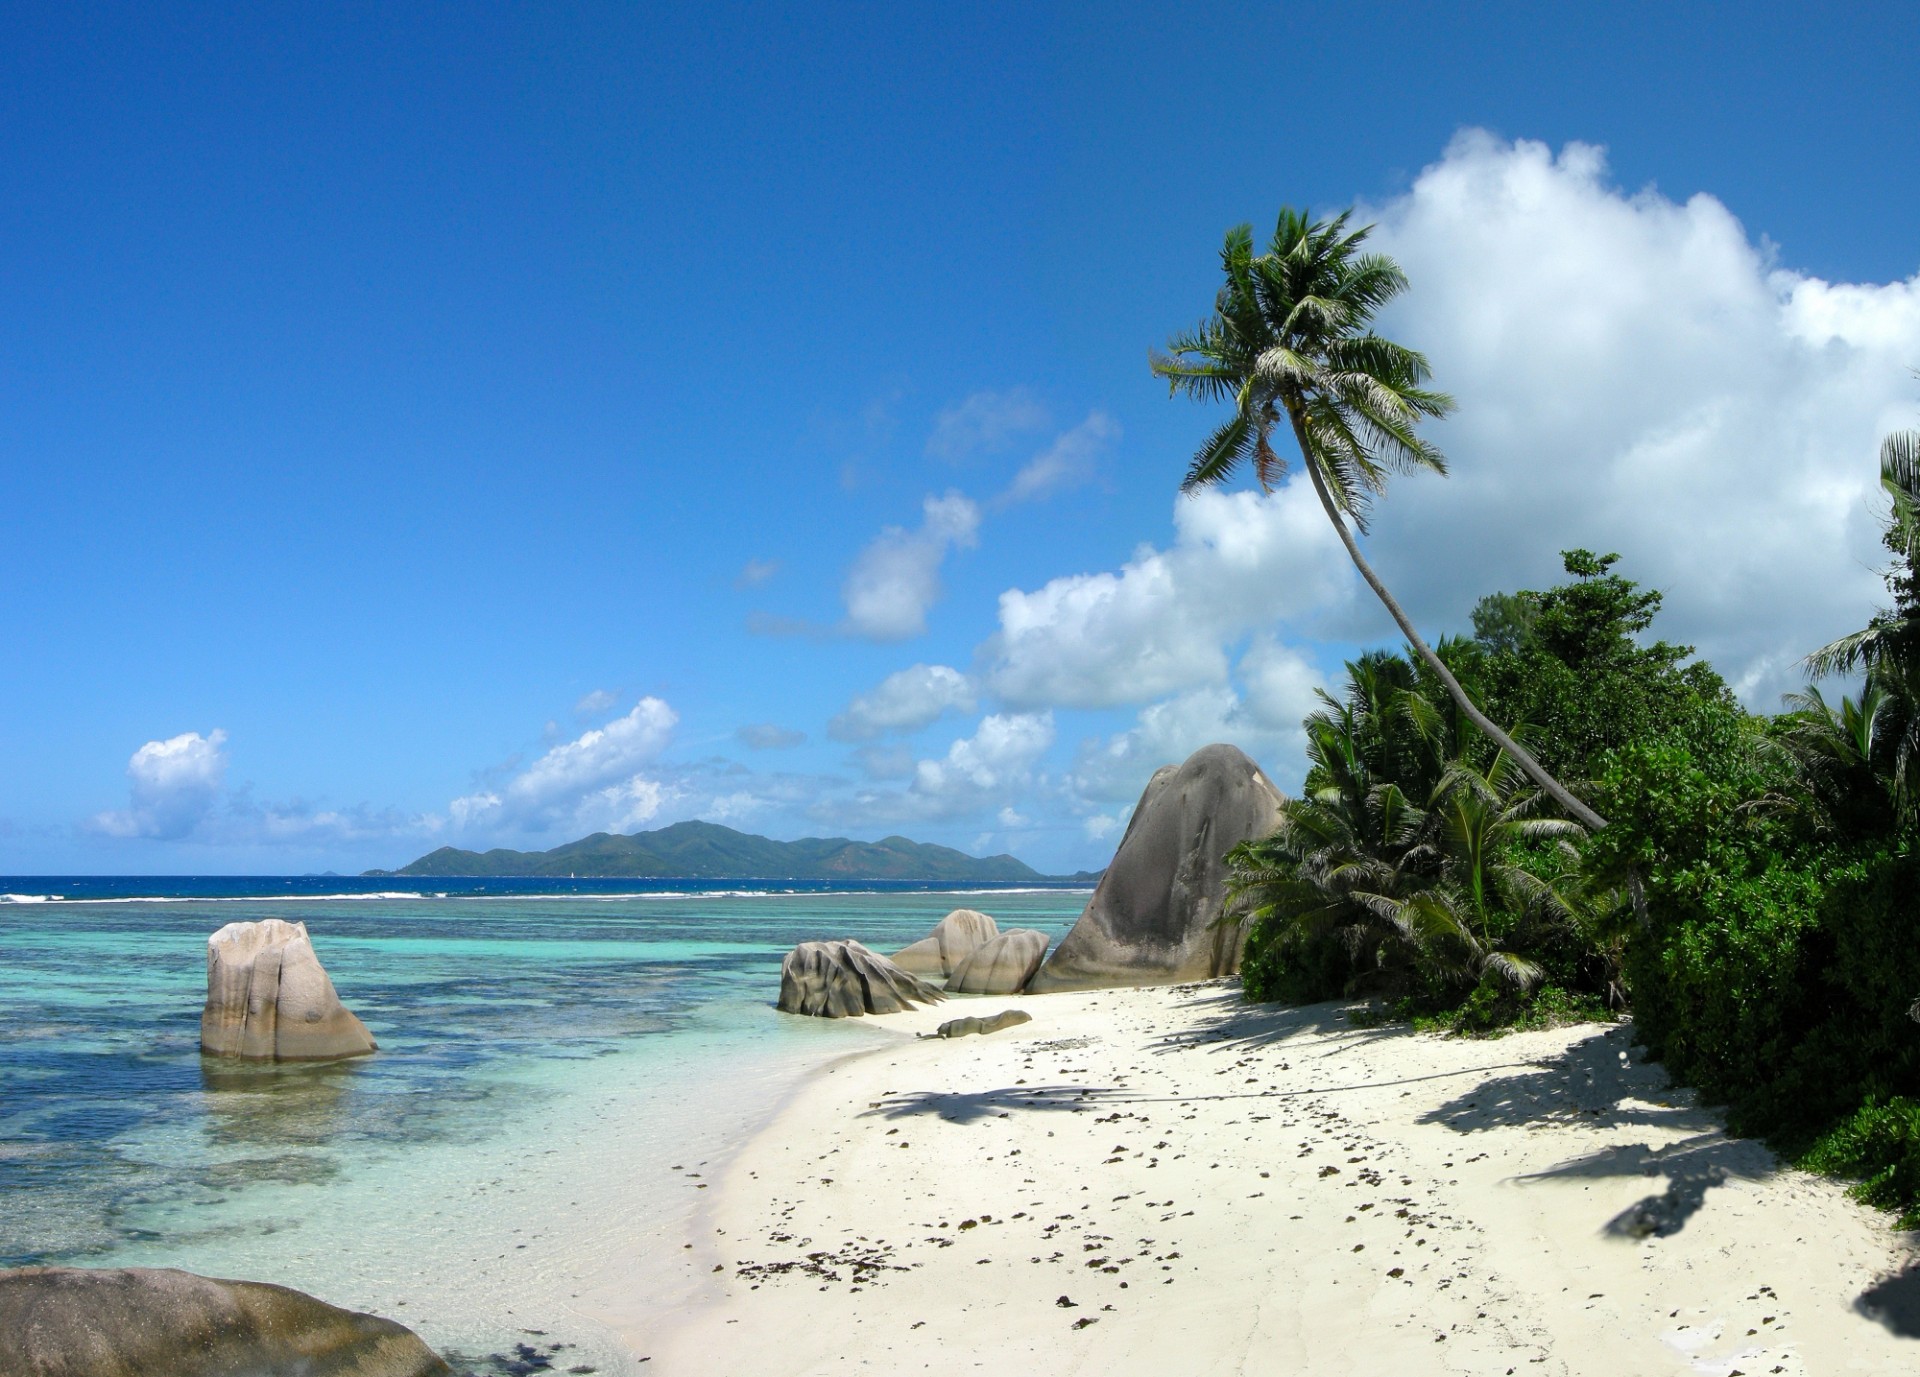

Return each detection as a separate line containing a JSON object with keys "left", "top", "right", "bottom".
{"left": 1481, "top": 950, "right": 1544, "bottom": 993}
{"left": 1181, "top": 410, "right": 1255, "bottom": 491}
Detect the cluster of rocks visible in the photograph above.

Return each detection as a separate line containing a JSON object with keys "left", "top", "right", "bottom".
{"left": 775, "top": 907, "right": 1052, "bottom": 1018}
{"left": 776, "top": 743, "right": 1284, "bottom": 1018}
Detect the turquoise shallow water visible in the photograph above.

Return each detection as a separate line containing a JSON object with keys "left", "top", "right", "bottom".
{"left": 0, "top": 887, "right": 1086, "bottom": 1373}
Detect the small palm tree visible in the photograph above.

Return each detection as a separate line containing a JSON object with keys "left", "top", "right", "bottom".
{"left": 1228, "top": 677, "right": 1596, "bottom": 1001}
{"left": 1803, "top": 427, "right": 1920, "bottom": 821}
{"left": 1226, "top": 689, "right": 1441, "bottom": 995}
{"left": 1153, "top": 208, "right": 1607, "bottom": 831}
{"left": 1807, "top": 429, "right": 1920, "bottom": 680}
{"left": 1388, "top": 752, "right": 1590, "bottom": 994}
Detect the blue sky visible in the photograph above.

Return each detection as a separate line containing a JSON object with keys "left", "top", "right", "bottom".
{"left": 5, "top": 2, "right": 1919, "bottom": 874}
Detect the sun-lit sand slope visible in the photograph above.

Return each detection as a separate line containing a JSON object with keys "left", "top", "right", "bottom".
{"left": 642, "top": 984, "right": 1918, "bottom": 1376}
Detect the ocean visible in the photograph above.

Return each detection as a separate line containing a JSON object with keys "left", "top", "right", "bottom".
{"left": 0, "top": 879, "right": 1090, "bottom": 1373}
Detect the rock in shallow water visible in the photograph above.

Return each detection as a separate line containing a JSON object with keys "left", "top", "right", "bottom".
{"left": 888, "top": 908, "right": 998, "bottom": 979}
{"left": 0, "top": 1265, "right": 450, "bottom": 1377}
{"left": 1028, "top": 743, "right": 1285, "bottom": 992}
{"left": 200, "top": 918, "right": 376, "bottom": 1061}
{"left": 945, "top": 928, "right": 1049, "bottom": 995}
{"left": 776, "top": 939, "right": 946, "bottom": 1017}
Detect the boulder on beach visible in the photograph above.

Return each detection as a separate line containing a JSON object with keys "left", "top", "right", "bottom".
{"left": 946, "top": 928, "right": 1050, "bottom": 995}
{"left": 200, "top": 919, "right": 376, "bottom": 1062}
{"left": 1027, "top": 743, "right": 1285, "bottom": 993}
{"left": 889, "top": 908, "right": 999, "bottom": 978}
{"left": 0, "top": 1265, "right": 450, "bottom": 1377}
{"left": 931, "top": 1009, "right": 1032, "bottom": 1039}
{"left": 777, "top": 939, "right": 947, "bottom": 1018}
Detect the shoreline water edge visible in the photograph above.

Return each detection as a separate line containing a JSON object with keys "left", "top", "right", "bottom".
{"left": 0, "top": 886, "right": 1088, "bottom": 1374}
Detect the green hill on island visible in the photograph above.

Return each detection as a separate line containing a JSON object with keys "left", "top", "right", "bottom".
{"left": 368, "top": 819, "right": 1047, "bottom": 881}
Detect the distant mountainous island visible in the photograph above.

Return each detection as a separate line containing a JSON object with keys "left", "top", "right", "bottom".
{"left": 367, "top": 819, "right": 1078, "bottom": 882}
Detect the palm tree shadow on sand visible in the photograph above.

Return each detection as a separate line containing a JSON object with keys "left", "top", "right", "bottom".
{"left": 1414, "top": 1025, "right": 1920, "bottom": 1331}
{"left": 1150, "top": 987, "right": 1408, "bottom": 1056}
{"left": 1416, "top": 1025, "right": 1773, "bottom": 1238}
{"left": 857, "top": 1084, "right": 1127, "bottom": 1125}
{"left": 1857, "top": 1261, "right": 1920, "bottom": 1338}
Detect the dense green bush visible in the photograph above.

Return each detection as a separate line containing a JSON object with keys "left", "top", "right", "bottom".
{"left": 1475, "top": 549, "right": 1734, "bottom": 786}
{"left": 1583, "top": 697, "right": 1823, "bottom": 1119}
{"left": 1800, "top": 1097, "right": 1920, "bottom": 1228}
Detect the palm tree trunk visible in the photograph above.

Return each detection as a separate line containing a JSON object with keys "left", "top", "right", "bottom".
{"left": 1298, "top": 459, "right": 1610, "bottom": 832}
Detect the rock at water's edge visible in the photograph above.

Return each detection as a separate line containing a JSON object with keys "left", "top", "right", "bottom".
{"left": 932, "top": 1009, "right": 1033, "bottom": 1039}
{"left": 777, "top": 940, "right": 947, "bottom": 1018}
{"left": 1027, "top": 743, "right": 1284, "bottom": 993}
{"left": 946, "top": 928, "right": 1050, "bottom": 995}
{"left": 889, "top": 908, "right": 999, "bottom": 978}
{"left": 200, "top": 919, "right": 376, "bottom": 1061}
{"left": 0, "top": 1265, "right": 450, "bottom": 1377}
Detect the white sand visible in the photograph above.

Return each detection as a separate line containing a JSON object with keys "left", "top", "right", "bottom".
{"left": 629, "top": 984, "right": 1918, "bottom": 1375}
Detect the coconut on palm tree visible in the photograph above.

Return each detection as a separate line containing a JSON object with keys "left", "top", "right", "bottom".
{"left": 1151, "top": 207, "right": 1607, "bottom": 831}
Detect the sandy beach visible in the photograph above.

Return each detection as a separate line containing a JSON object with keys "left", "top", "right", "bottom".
{"left": 633, "top": 984, "right": 1919, "bottom": 1376}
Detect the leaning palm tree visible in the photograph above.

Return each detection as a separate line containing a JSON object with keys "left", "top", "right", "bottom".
{"left": 1152, "top": 208, "right": 1607, "bottom": 830}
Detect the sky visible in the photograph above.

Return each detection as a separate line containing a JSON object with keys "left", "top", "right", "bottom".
{"left": 4, "top": 2, "right": 1920, "bottom": 875}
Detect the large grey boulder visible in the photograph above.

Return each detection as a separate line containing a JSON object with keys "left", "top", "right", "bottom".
{"left": 200, "top": 919, "right": 376, "bottom": 1062}
{"left": 1028, "top": 743, "right": 1284, "bottom": 993}
{"left": 777, "top": 940, "right": 947, "bottom": 1018}
{"left": 0, "top": 1265, "right": 450, "bottom": 1377}
{"left": 946, "top": 928, "right": 1050, "bottom": 995}
{"left": 889, "top": 908, "right": 999, "bottom": 979}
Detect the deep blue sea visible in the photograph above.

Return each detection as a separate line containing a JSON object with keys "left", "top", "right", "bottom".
{"left": 0, "top": 878, "right": 1089, "bottom": 1373}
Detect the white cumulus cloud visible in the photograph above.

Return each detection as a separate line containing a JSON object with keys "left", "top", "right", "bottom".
{"left": 983, "top": 486, "right": 1349, "bottom": 709}
{"left": 452, "top": 698, "right": 679, "bottom": 835}
{"left": 1065, "top": 638, "right": 1321, "bottom": 808}
{"left": 817, "top": 712, "right": 1055, "bottom": 828}
{"left": 828, "top": 663, "right": 978, "bottom": 740}
{"left": 89, "top": 729, "right": 230, "bottom": 839}
{"left": 913, "top": 711, "right": 1055, "bottom": 801}
{"left": 1356, "top": 131, "right": 1920, "bottom": 703}
{"left": 841, "top": 491, "right": 982, "bottom": 640}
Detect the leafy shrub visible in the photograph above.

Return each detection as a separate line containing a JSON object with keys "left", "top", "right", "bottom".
{"left": 1410, "top": 981, "right": 1615, "bottom": 1037}
{"left": 1238, "top": 906, "right": 1349, "bottom": 1004}
{"left": 1590, "top": 695, "right": 1920, "bottom": 1218}
{"left": 1800, "top": 1098, "right": 1920, "bottom": 1229}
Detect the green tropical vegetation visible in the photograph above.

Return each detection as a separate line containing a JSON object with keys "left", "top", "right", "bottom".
{"left": 1157, "top": 207, "right": 1920, "bottom": 1226}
